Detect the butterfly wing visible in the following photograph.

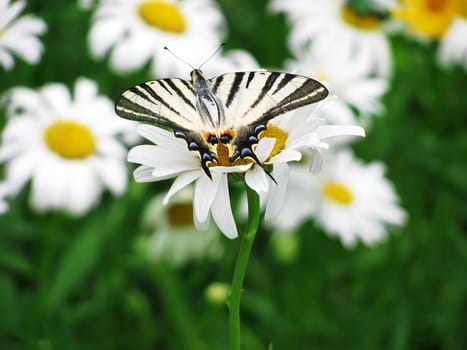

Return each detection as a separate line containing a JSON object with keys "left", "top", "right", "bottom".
{"left": 209, "top": 71, "right": 328, "bottom": 160}
{"left": 115, "top": 78, "right": 219, "bottom": 177}
{"left": 115, "top": 78, "right": 200, "bottom": 132}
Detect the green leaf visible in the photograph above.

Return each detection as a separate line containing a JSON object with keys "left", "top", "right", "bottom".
{"left": 45, "top": 226, "right": 104, "bottom": 312}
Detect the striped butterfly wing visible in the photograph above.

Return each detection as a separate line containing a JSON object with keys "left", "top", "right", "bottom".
{"left": 209, "top": 71, "right": 328, "bottom": 159}
{"left": 115, "top": 78, "right": 201, "bottom": 132}
{"left": 210, "top": 71, "right": 328, "bottom": 127}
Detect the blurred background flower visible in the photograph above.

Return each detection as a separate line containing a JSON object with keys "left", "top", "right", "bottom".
{"left": 88, "top": 0, "right": 259, "bottom": 77}
{"left": 271, "top": 0, "right": 394, "bottom": 76}
{"left": 138, "top": 187, "right": 224, "bottom": 267}
{"left": 0, "top": 0, "right": 466, "bottom": 349}
{"left": 0, "top": 78, "right": 134, "bottom": 215}
{"left": 392, "top": 0, "right": 467, "bottom": 69}
{"left": 0, "top": 0, "right": 46, "bottom": 70}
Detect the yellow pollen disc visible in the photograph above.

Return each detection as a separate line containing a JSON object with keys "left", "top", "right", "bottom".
{"left": 167, "top": 202, "right": 193, "bottom": 227}
{"left": 260, "top": 125, "right": 288, "bottom": 160}
{"left": 428, "top": 0, "right": 447, "bottom": 11}
{"left": 341, "top": 5, "right": 382, "bottom": 31}
{"left": 44, "top": 120, "right": 96, "bottom": 159}
{"left": 214, "top": 143, "right": 252, "bottom": 167}
{"left": 322, "top": 180, "right": 354, "bottom": 206}
{"left": 138, "top": 0, "right": 187, "bottom": 33}
{"left": 392, "top": 0, "right": 465, "bottom": 38}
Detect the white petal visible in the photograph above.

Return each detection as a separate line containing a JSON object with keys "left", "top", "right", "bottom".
{"left": 5, "top": 150, "right": 42, "bottom": 194}
{"left": 137, "top": 124, "right": 185, "bottom": 150}
{"left": 92, "top": 156, "right": 128, "bottom": 195}
{"left": 64, "top": 163, "right": 101, "bottom": 215}
{"left": 133, "top": 165, "right": 156, "bottom": 182}
{"left": 245, "top": 166, "right": 269, "bottom": 194}
{"left": 88, "top": 18, "right": 127, "bottom": 58}
{"left": 211, "top": 175, "right": 238, "bottom": 238}
{"left": 40, "top": 83, "right": 72, "bottom": 115}
{"left": 316, "top": 125, "right": 365, "bottom": 139}
{"left": 163, "top": 170, "right": 200, "bottom": 205}
{"left": 110, "top": 34, "right": 153, "bottom": 72}
{"left": 194, "top": 172, "right": 221, "bottom": 224}
{"left": 265, "top": 163, "right": 289, "bottom": 222}
{"left": 270, "top": 149, "right": 302, "bottom": 163}
{"left": 255, "top": 137, "right": 276, "bottom": 162}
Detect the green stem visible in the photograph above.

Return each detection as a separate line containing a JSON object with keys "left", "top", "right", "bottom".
{"left": 229, "top": 187, "right": 261, "bottom": 350}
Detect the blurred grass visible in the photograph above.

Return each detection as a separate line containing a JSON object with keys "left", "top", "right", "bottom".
{"left": 0, "top": 0, "right": 466, "bottom": 349}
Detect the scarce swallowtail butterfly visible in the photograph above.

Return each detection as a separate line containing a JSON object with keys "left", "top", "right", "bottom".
{"left": 115, "top": 62, "right": 328, "bottom": 179}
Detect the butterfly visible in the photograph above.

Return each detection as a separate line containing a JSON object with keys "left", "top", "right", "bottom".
{"left": 115, "top": 69, "right": 328, "bottom": 179}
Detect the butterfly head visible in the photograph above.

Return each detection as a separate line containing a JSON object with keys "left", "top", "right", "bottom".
{"left": 190, "top": 69, "right": 204, "bottom": 82}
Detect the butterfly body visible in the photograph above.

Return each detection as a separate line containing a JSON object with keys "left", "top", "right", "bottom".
{"left": 116, "top": 69, "right": 328, "bottom": 178}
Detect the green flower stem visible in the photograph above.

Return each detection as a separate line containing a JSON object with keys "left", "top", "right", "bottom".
{"left": 229, "top": 186, "right": 261, "bottom": 350}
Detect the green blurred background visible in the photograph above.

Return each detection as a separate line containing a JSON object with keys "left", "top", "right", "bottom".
{"left": 1, "top": 0, "right": 467, "bottom": 349}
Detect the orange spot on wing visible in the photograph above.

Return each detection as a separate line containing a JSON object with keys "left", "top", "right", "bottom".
{"left": 203, "top": 131, "right": 214, "bottom": 141}
{"left": 222, "top": 129, "right": 236, "bottom": 138}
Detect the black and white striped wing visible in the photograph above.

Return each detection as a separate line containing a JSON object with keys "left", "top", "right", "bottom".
{"left": 115, "top": 78, "right": 201, "bottom": 132}
{"left": 209, "top": 71, "right": 328, "bottom": 128}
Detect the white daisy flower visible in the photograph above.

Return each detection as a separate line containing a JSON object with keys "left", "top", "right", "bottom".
{"left": 127, "top": 104, "right": 364, "bottom": 239}
{"left": 391, "top": 0, "right": 467, "bottom": 70}
{"left": 246, "top": 106, "right": 365, "bottom": 222}
{"left": 128, "top": 124, "right": 251, "bottom": 239}
{"left": 0, "top": 78, "right": 134, "bottom": 215}
{"left": 0, "top": 0, "right": 46, "bottom": 70}
{"left": 137, "top": 187, "right": 223, "bottom": 267}
{"left": 286, "top": 39, "right": 388, "bottom": 126}
{"left": 272, "top": 150, "right": 406, "bottom": 247}
{"left": 270, "top": 0, "right": 393, "bottom": 77}
{"left": 88, "top": 0, "right": 227, "bottom": 77}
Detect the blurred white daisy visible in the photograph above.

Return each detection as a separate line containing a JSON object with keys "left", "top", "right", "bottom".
{"left": 286, "top": 39, "right": 388, "bottom": 126}
{"left": 137, "top": 187, "right": 223, "bottom": 267}
{"left": 0, "top": 0, "right": 46, "bottom": 70}
{"left": 271, "top": 150, "right": 406, "bottom": 247}
{"left": 270, "top": 0, "right": 393, "bottom": 77}
{"left": 88, "top": 0, "right": 229, "bottom": 77}
{"left": 392, "top": 0, "right": 467, "bottom": 70}
{"left": 0, "top": 78, "right": 135, "bottom": 215}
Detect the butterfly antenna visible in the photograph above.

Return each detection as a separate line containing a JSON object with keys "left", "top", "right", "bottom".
{"left": 164, "top": 46, "right": 195, "bottom": 70}
{"left": 198, "top": 43, "right": 225, "bottom": 70}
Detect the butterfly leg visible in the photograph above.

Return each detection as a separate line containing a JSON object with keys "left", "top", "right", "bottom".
{"left": 229, "top": 124, "right": 277, "bottom": 184}
{"left": 175, "top": 131, "right": 217, "bottom": 180}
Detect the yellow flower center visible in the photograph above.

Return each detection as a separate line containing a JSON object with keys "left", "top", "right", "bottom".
{"left": 341, "top": 4, "right": 382, "bottom": 31}
{"left": 44, "top": 120, "right": 96, "bottom": 159}
{"left": 167, "top": 202, "right": 193, "bottom": 226}
{"left": 322, "top": 180, "right": 354, "bottom": 206}
{"left": 205, "top": 124, "right": 289, "bottom": 168}
{"left": 428, "top": 0, "right": 449, "bottom": 11}
{"left": 391, "top": 0, "right": 466, "bottom": 38}
{"left": 259, "top": 125, "right": 288, "bottom": 160}
{"left": 214, "top": 143, "right": 252, "bottom": 167}
{"left": 138, "top": 0, "right": 187, "bottom": 33}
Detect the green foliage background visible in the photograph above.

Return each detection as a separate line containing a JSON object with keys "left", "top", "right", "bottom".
{"left": 1, "top": 1, "right": 467, "bottom": 349}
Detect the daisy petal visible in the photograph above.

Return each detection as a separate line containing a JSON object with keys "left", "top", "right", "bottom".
{"left": 211, "top": 175, "right": 238, "bottom": 238}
